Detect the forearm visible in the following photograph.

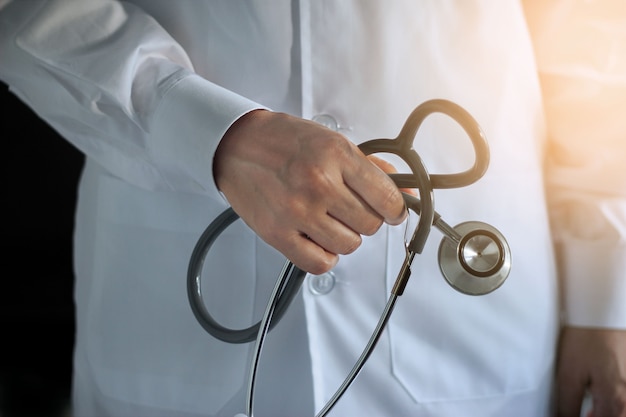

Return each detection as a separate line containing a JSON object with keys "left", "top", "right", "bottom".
{"left": 0, "top": 0, "right": 264, "bottom": 199}
{"left": 524, "top": 0, "right": 626, "bottom": 329}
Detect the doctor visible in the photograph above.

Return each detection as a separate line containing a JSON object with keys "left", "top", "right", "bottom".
{"left": 1, "top": 1, "right": 624, "bottom": 416}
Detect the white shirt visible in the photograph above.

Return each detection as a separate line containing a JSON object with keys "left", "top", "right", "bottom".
{"left": 1, "top": 1, "right": 624, "bottom": 416}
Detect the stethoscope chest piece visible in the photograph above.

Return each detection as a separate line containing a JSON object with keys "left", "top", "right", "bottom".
{"left": 438, "top": 221, "right": 511, "bottom": 295}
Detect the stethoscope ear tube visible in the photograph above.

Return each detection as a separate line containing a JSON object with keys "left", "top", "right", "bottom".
{"left": 187, "top": 207, "right": 307, "bottom": 344}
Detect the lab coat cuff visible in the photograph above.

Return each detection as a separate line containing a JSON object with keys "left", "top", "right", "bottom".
{"left": 560, "top": 239, "right": 626, "bottom": 329}
{"left": 149, "top": 73, "right": 267, "bottom": 203}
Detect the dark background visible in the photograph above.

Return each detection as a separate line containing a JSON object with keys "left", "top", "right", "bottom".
{"left": 1, "top": 81, "right": 83, "bottom": 416}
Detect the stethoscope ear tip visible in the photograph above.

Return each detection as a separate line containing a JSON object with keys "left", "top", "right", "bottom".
{"left": 438, "top": 221, "right": 511, "bottom": 296}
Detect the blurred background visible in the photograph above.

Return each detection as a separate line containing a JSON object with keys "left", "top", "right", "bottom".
{"left": 1, "top": 81, "right": 83, "bottom": 416}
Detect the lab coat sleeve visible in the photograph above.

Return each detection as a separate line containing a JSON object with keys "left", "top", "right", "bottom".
{"left": 0, "top": 0, "right": 265, "bottom": 201}
{"left": 524, "top": 0, "right": 626, "bottom": 329}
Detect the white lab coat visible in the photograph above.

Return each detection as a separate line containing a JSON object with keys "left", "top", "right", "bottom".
{"left": 1, "top": 1, "right": 624, "bottom": 416}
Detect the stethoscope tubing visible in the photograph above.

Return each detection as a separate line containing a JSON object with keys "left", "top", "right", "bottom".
{"left": 245, "top": 259, "right": 298, "bottom": 416}
{"left": 187, "top": 99, "right": 489, "bottom": 344}
{"left": 187, "top": 99, "right": 508, "bottom": 417}
{"left": 187, "top": 207, "right": 307, "bottom": 344}
{"left": 367, "top": 98, "right": 490, "bottom": 190}
{"left": 245, "top": 259, "right": 404, "bottom": 417}
{"left": 313, "top": 293, "right": 400, "bottom": 417}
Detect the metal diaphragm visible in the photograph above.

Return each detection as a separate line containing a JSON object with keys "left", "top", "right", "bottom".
{"left": 438, "top": 221, "right": 511, "bottom": 295}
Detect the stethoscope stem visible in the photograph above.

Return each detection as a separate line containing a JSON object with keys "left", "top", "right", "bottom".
{"left": 434, "top": 217, "right": 462, "bottom": 244}
{"left": 403, "top": 193, "right": 462, "bottom": 245}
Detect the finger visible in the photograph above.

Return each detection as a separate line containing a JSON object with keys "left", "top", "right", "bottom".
{"left": 326, "top": 188, "right": 384, "bottom": 236}
{"left": 323, "top": 155, "right": 388, "bottom": 236}
{"left": 300, "top": 213, "right": 363, "bottom": 257}
{"left": 557, "top": 377, "right": 587, "bottom": 417}
{"left": 278, "top": 231, "right": 339, "bottom": 275}
{"left": 345, "top": 147, "right": 407, "bottom": 225}
{"left": 588, "top": 368, "right": 626, "bottom": 417}
{"left": 367, "top": 155, "right": 417, "bottom": 196}
{"left": 367, "top": 154, "right": 395, "bottom": 172}
{"left": 557, "top": 329, "right": 591, "bottom": 417}
{"left": 587, "top": 389, "right": 626, "bottom": 417}
{"left": 558, "top": 328, "right": 626, "bottom": 417}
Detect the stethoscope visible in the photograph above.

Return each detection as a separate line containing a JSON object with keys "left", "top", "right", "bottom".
{"left": 187, "top": 99, "right": 512, "bottom": 417}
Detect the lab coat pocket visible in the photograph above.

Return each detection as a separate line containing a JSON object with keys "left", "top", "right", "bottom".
{"left": 385, "top": 227, "right": 558, "bottom": 404}
{"left": 77, "top": 168, "right": 263, "bottom": 415}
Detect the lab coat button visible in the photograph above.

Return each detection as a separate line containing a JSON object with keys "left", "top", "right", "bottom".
{"left": 308, "top": 271, "right": 336, "bottom": 295}
{"left": 312, "top": 114, "right": 339, "bottom": 131}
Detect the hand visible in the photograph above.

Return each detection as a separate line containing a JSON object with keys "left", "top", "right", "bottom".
{"left": 214, "top": 110, "right": 407, "bottom": 274}
{"left": 557, "top": 326, "right": 626, "bottom": 417}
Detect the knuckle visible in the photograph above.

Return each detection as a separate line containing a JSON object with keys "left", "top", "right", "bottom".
{"left": 340, "top": 234, "right": 362, "bottom": 255}
{"left": 381, "top": 185, "right": 405, "bottom": 222}
{"left": 361, "top": 217, "right": 384, "bottom": 236}
{"left": 287, "top": 165, "right": 333, "bottom": 203}
{"left": 305, "top": 169, "right": 331, "bottom": 194}
{"left": 304, "top": 254, "right": 338, "bottom": 276}
{"left": 305, "top": 164, "right": 337, "bottom": 196}
{"left": 283, "top": 196, "right": 308, "bottom": 220}
{"left": 307, "top": 260, "right": 333, "bottom": 276}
